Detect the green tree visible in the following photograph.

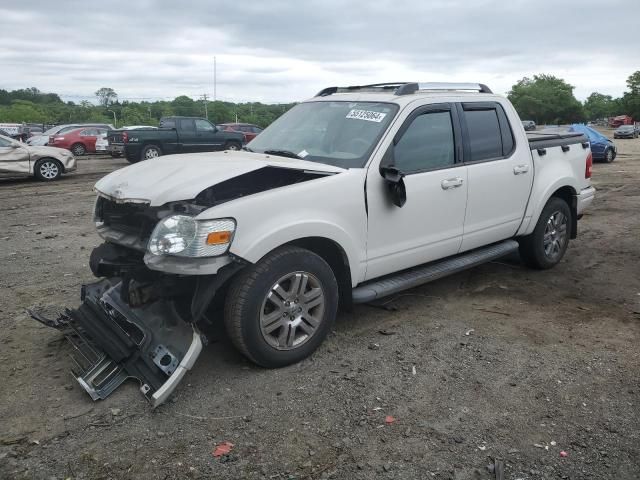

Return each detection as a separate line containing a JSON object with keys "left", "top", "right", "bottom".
{"left": 507, "top": 74, "right": 584, "bottom": 124}
{"left": 95, "top": 87, "right": 118, "bottom": 107}
{"left": 620, "top": 71, "right": 640, "bottom": 119}
{"left": 583, "top": 92, "right": 615, "bottom": 120}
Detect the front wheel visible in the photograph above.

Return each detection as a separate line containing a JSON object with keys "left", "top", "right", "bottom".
{"left": 224, "top": 246, "right": 338, "bottom": 368}
{"left": 604, "top": 148, "right": 614, "bottom": 163}
{"left": 34, "top": 158, "right": 62, "bottom": 181}
{"left": 141, "top": 144, "right": 162, "bottom": 160}
{"left": 518, "top": 197, "right": 572, "bottom": 270}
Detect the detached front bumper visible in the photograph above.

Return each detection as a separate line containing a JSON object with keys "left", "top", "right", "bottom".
{"left": 30, "top": 279, "right": 203, "bottom": 407}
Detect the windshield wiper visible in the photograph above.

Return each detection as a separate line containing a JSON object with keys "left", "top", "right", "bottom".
{"left": 242, "top": 146, "right": 254, "bottom": 152}
{"left": 263, "top": 149, "right": 302, "bottom": 159}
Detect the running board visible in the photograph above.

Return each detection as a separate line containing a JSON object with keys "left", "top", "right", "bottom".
{"left": 352, "top": 240, "right": 519, "bottom": 303}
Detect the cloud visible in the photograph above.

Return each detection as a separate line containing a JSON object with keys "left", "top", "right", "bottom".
{"left": 0, "top": 0, "right": 638, "bottom": 103}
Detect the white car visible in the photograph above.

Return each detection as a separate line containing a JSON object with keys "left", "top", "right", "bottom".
{"left": 33, "top": 82, "right": 595, "bottom": 406}
{"left": 0, "top": 133, "right": 76, "bottom": 180}
{"left": 95, "top": 133, "right": 109, "bottom": 153}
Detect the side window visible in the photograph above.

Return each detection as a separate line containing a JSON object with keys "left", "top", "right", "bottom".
{"left": 0, "top": 137, "right": 12, "bottom": 147}
{"left": 462, "top": 104, "right": 514, "bottom": 161}
{"left": 179, "top": 119, "right": 195, "bottom": 131}
{"left": 195, "top": 119, "right": 215, "bottom": 132}
{"left": 161, "top": 119, "right": 176, "bottom": 128}
{"left": 80, "top": 129, "right": 95, "bottom": 136}
{"left": 394, "top": 111, "right": 455, "bottom": 173}
{"left": 253, "top": 127, "right": 263, "bottom": 134}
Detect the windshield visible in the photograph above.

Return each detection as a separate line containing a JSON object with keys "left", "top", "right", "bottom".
{"left": 247, "top": 101, "right": 399, "bottom": 168}
{"left": 618, "top": 126, "right": 633, "bottom": 131}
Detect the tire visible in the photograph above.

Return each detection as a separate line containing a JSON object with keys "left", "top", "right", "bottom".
{"left": 141, "top": 144, "right": 162, "bottom": 161}
{"left": 71, "top": 143, "right": 86, "bottom": 156}
{"left": 224, "top": 246, "right": 339, "bottom": 368}
{"left": 604, "top": 148, "right": 614, "bottom": 163}
{"left": 34, "top": 158, "right": 62, "bottom": 181}
{"left": 224, "top": 141, "right": 241, "bottom": 151}
{"left": 518, "top": 196, "right": 572, "bottom": 270}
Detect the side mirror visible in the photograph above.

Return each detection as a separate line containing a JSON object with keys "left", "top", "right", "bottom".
{"left": 380, "top": 165, "right": 407, "bottom": 208}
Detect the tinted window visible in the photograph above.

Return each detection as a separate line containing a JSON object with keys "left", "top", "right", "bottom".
{"left": 463, "top": 109, "right": 502, "bottom": 161}
{"left": 161, "top": 119, "right": 176, "bottom": 128}
{"left": 179, "top": 119, "right": 195, "bottom": 131}
{"left": 195, "top": 119, "right": 214, "bottom": 132}
{"left": 394, "top": 111, "right": 455, "bottom": 173}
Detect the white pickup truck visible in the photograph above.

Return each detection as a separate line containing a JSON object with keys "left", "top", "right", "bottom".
{"left": 33, "top": 82, "right": 595, "bottom": 407}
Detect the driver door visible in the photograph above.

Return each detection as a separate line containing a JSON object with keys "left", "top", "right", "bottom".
{"left": 194, "top": 119, "right": 226, "bottom": 151}
{"left": 365, "top": 103, "right": 468, "bottom": 280}
{"left": 0, "top": 136, "right": 30, "bottom": 177}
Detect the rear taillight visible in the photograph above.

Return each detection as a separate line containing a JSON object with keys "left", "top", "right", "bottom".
{"left": 585, "top": 152, "right": 593, "bottom": 179}
{"left": 122, "top": 131, "right": 128, "bottom": 143}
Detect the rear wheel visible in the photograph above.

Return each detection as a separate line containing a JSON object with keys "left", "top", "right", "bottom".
{"left": 224, "top": 246, "right": 338, "bottom": 368}
{"left": 141, "top": 144, "right": 162, "bottom": 160}
{"left": 519, "top": 197, "right": 572, "bottom": 270}
{"left": 34, "top": 158, "right": 62, "bottom": 181}
{"left": 71, "top": 143, "right": 86, "bottom": 156}
{"left": 224, "top": 141, "right": 241, "bottom": 151}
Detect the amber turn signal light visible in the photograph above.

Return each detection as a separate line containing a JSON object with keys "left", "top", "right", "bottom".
{"left": 206, "top": 231, "right": 232, "bottom": 245}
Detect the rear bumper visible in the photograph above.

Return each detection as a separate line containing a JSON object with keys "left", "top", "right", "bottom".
{"left": 576, "top": 186, "right": 596, "bottom": 216}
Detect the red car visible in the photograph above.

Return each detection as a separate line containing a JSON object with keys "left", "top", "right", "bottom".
{"left": 219, "top": 123, "right": 263, "bottom": 142}
{"left": 49, "top": 127, "right": 110, "bottom": 156}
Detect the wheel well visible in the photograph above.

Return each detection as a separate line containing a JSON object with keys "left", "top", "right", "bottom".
{"left": 288, "top": 237, "right": 353, "bottom": 312}
{"left": 550, "top": 186, "right": 577, "bottom": 239}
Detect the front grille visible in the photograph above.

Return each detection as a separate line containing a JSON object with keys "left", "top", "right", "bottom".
{"left": 96, "top": 197, "right": 156, "bottom": 243}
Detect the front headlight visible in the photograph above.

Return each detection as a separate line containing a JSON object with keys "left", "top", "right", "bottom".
{"left": 148, "top": 215, "right": 236, "bottom": 257}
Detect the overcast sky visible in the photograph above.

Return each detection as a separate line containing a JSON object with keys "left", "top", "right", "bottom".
{"left": 1, "top": 0, "right": 639, "bottom": 104}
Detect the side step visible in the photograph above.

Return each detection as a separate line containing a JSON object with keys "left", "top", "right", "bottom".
{"left": 352, "top": 240, "right": 519, "bottom": 303}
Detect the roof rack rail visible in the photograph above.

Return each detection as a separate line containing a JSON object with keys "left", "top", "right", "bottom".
{"left": 315, "top": 82, "right": 492, "bottom": 97}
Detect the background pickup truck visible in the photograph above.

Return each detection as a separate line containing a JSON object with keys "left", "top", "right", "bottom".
{"left": 35, "top": 82, "right": 596, "bottom": 407}
{"left": 121, "top": 116, "right": 245, "bottom": 163}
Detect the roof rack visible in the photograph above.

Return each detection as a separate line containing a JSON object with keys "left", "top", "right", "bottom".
{"left": 315, "top": 82, "right": 492, "bottom": 97}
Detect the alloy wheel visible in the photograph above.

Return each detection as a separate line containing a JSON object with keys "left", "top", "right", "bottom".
{"left": 259, "top": 271, "right": 325, "bottom": 350}
{"left": 543, "top": 211, "right": 568, "bottom": 261}
{"left": 39, "top": 161, "right": 59, "bottom": 180}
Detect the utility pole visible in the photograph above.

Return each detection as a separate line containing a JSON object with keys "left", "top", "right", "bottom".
{"left": 212, "top": 56, "right": 217, "bottom": 121}
{"left": 200, "top": 93, "right": 209, "bottom": 119}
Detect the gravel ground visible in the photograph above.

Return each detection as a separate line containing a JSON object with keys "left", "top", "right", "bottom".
{"left": 1, "top": 136, "right": 639, "bottom": 480}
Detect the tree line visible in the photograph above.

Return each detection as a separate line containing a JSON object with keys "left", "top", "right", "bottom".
{"left": 0, "top": 87, "right": 295, "bottom": 128}
{"left": 1, "top": 70, "right": 639, "bottom": 128}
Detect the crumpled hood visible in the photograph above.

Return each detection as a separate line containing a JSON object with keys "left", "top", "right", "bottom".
{"left": 27, "top": 145, "right": 72, "bottom": 157}
{"left": 94, "top": 151, "right": 345, "bottom": 206}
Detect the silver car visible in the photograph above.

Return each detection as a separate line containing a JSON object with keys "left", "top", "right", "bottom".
{"left": 0, "top": 134, "right": 77, "bottom": 181}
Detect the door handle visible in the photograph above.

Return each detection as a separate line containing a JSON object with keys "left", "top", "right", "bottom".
{"left": 513, "top": 164, "right": 530, "bottom": 175}
{"left": 441, "top": 177, "right": 464, "bottom": 190}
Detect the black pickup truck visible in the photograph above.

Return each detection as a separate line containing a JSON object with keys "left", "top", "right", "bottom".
{"left": 121, "top": 116, "right": 245, "bottom": 163}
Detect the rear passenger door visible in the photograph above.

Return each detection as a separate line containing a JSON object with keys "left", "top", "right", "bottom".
{"left": 457, "top": 102, "right": 533, "bottom": 252}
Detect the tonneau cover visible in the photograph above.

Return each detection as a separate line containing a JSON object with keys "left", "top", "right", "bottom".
{"left": 527, "top": 131, "right": 587, "bottom": 150}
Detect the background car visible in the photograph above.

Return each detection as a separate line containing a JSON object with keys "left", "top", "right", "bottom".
{"left": 522, "top": 120, "right": 537, "bottom": 131}
{"left": 49, "top": 127, "right": 110, "bottom": 156}
{"left": 219, "top": 123, "right": 263, "bottom": 142}
{"left": 28, "top": 123, "right": 114, "bottom": 146}
{"left": 569, "top": 124, "right": 617, "bottom": 162}
{"left": 0, "top": 133, "right": 76, "bottom": 181}
{"left": 106, "top": 125, "right": 157, "bottom": 158}
{"left": 95, "top": 133, "right": 109, "bottom": 153}
{"left": 614, "top": 125, "right": 638, "bottom": 139}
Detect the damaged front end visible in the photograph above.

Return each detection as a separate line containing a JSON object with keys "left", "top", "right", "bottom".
{"left": 31, "top": 197, "right": 243, "bottom": 407}
{"left": 31, "top": 279, "right": 203, "bottom": 407}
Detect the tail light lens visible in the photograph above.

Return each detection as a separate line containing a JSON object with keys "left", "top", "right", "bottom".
{"left": 122, "top": 131, "right": 128, "bottom": 143}
{"left": 585, "top": 152, "right": 593, "bottom": 179}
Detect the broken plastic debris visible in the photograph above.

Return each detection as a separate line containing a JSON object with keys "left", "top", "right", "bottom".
{"left": 384, "top": 415, "right": 396, "bottom": 425}
{"left": 560, "top": 450, "right": 568, "bottom": 457}
{"left": 550, "top": 441, "right": 557, "bottom": 446}
{"left": 478, "top": 445, "right": 487, "bottom": 451}
{"left": 213, "top": 441, "right": 234, "bottom": 457}
{"left": 465, "top": 329, "right": 475, "bottom": 336}
{"left": 412, "top": 365, "right": 416, "bottom": 375}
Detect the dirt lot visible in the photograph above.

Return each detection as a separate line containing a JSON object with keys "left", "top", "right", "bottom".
{"left": 1, "top": 136, "right": 639, "bottom": 480}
